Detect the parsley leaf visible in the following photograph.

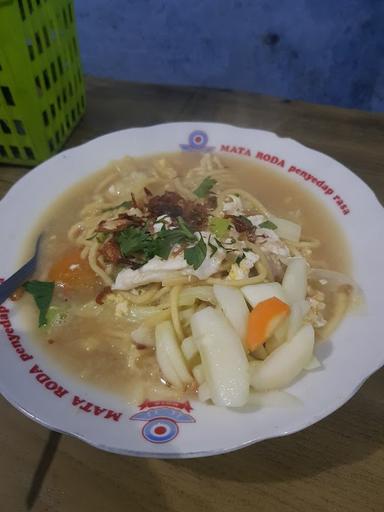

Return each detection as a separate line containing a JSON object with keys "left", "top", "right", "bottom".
{"left": 117, "top": 227, "right": 153, "bottom": 259}
{"left": 259, "top": 220, "right": 278, "bottom": 230}
{"left": 154, "top": 219, "right": 196, "bottom": 259}
{"left": 101, "top": 200, "right": 132, "bottom": 213}
{"left": 193, "top": 177, "right": 217, "bottom": 198}
{"left": 209, "top": 217, "right": 231, "bottom": 238}
{"left": 116, "top": 219, "right": 198, "bottom": 264}
{"left": 185, "top": 235, "right": 207, "bottom": 270}
{"left": 176, "top": 217, "right": 196, "bottom": 241}
{"left": 23, "top": 280, "right": 55, "bottom": 327}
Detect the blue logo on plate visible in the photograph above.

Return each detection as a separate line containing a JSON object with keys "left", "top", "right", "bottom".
{"left": 180, "top": 130, "right": 215, "bottom": 152}
{"left": 130, "top": 402, "right": 195, "bottom": 444}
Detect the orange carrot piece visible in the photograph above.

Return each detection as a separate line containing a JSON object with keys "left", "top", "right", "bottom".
{"left": 48, "top": 247, "right": 96, "bottom": 289}
{"left": 246, "top": 297, "right": 290, "bottom": 351}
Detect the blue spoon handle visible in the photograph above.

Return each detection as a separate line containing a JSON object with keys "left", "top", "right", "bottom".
{"left": 0, "top": 235, "right": 42, "bottom": 305}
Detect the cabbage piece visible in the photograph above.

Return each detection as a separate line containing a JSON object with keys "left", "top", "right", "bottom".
{"left": 178, "top": 286, "right": 216, "bottom": 306}
{"left": 181, "top": 336, "right": 198, "bottom": 362}
{"left": 250, "top": 324, "right": 314, "bottom": 391}
{"left": 191, "top": 307, "right": 249, "bottom": 407}
{"left": 304, "top": 355, "right": 322, "bottom": 370}
{"left": 213, "top": 284, "right": 249, "bottom": 342}
{"left": 282, "top": 257, "right": 308, "bottom": 304}
{"left": 192, "top": 364, "right": 205, "bottom": 385}
{"left": 155, "top": 321, "right": 193, "bottom": 387}
{"left": 242, "top": 282, "right": 288, "bottom": 308}
{"left": 269, "top": 215, "right": 302, "bottom": 242}
{"left": 131, "top": 324, "right": 155, "bottom": 347}
{"left": 286, "top": 300, "right": 310, "bottom": 341}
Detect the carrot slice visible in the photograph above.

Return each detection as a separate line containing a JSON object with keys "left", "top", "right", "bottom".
{"left": 48, "top": 247, "right": 96, "bottom": 289}
{"left": 246, "top": 297, "right": 290, "bottom": 352}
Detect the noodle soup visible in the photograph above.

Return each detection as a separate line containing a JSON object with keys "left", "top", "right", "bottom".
{"left": 19, "top": 152, "right": 353, "bottom": 406}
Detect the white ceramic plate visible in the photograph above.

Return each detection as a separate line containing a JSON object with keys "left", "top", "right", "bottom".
{"left": 1, "top": 123, "right": 383, "bottom": 458}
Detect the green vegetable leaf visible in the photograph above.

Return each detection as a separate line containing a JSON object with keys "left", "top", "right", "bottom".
{"left": 23, "top": 280, "right": 55, "bottom": 327}
{"left": 117, "top": 227, "right": 153, "bottom": 259}
{"left": 193, "top": 177, "right": 217, "bottom": 198}
{"left": 101, "top": 200, "right": 132, "bottom": 213}
{"left": 259, "top": 220, "right": 278, "bottom": 230}
{"left": 209, "top": 217, "right": 231, "bottom": 238}
{"left": 155, "top": 220, "right": 195, "bottom": 260}
{"left": 176, "top": 217, "right": 196, "bottom": 241}
{"left": 117, "top": 219, "right": 198, "bottom": 264}
{"left": 185, "top": 235, "right": 207, "bottom": 270}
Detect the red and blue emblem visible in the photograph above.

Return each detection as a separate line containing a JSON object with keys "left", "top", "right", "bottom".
{"left": 130, "top": 400, "right": 195, "bottom": 444}
{"left": 180, "top": 130, "right": 215, "bottom": 152}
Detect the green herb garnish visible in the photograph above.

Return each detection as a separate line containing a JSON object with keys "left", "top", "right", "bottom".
{"left": 185, "top": 235, "right": 207, "bottom": 270}
{"left": 101, "top": 200, "right": 132, "bottom": 213}
{"left": 209, "top": 217, "right": 231, "bottom": 239}
{"left": 259, "top": 220, "right": 278, "bottom": 230}
{"left": 23, "top": 280, "right": 55, "bottom": 327}
{"left": 176, "top": 217, "right": 196, "bottom": 241}
{"left": 154, "top": 218, "right": 196, "bottom": 259}
{"left": 117, "top": 227, "right": 153, "bottom": 259}
{"left": 193, "top": 177, "right": 217, "bottom": 198}
{"left": 116, "top": 218, "right": 199, "bottom": 264}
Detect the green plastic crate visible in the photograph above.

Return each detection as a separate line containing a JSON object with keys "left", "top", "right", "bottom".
{"left": 0, "top": 0, "right": 85, "bottom": 166}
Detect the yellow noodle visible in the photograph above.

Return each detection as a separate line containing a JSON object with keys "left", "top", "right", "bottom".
{"left": 80, "top": 246, "right": 89, "bottom": 259}
{"left": 173, "top": 178, "right": 196, "bottom": 201}
{"left": 152, "top": 286, "right": 171, "bottom": 303}
{"left": 88, "top": 242, "right": 113, "bottom": 285}
{"left": 207, "top": 265, "right": 267, "bottom": 287}
{"left": 143, "top": 309, "right": 172, "bottom": 326}
{"left": 95, "top": 171, "right": 117, "bottom": 193}
{"left": 170, "top": 285, "right": 184, "bottom": 341}
{"left": 287, "top": 238, "right": 321, "bottom": 249}
{"left": 246, "top": 242, "right": 274, "bottom": 282}
{"left": 216, "top": 188, "right": 269, "bottom": 216}
{"left": 119, "top": 284, "right": 162, "bottom": 305}
{"left": 68, "top": 223, "right": 84, "bottom": 243}
{"left": 162, "top": 276, "right": 198, "bottom": 287}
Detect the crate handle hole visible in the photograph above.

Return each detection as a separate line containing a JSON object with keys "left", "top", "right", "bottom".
{"left": 1, "top": 86, "right": 16, "bottom": 106}
{"left": 10, "top": 145, "right": 21, "bottom": 159}
{"left": 24, "top": 146, "right": 35, "bottom": 160}
{"left": 0, "top": 119, "right": 11, "bottom": 134}
{"left": 14, "top": 120, "right": 26, "bottom": 135}
{"left": 0, "top": 145, "right": 8, "bottom": 158}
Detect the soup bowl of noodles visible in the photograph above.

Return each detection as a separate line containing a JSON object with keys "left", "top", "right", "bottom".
{"left": 0, "top": 123, "right": 383, "bottom": 457}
